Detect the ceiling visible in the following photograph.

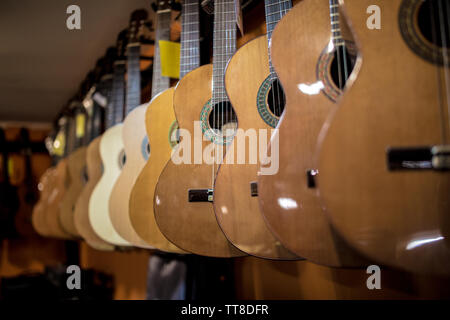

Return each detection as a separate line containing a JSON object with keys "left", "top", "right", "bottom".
{"left": 0, "top": 0, "right": 154, "bottom": 125}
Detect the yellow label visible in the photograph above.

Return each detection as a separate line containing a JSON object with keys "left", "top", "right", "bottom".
{"left": 76, "top": 113, "right": 85, "bottom": 138}
{"left": 159, "top": 40, "right": 180, "bottom": 79}
{"left": 53, "top": 130, "right": 66, "bottom": 157}
{"left": 7, "top": 157, "right": 14, "bottom": 180}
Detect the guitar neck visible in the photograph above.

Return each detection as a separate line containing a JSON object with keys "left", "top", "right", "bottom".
{"left": 95, "top": 74, "right": 113, "bottom": 136}
{"left": 212, "top": 0, "right": 237, "bottom": 104}
{"left": 329, "top": 0, "right": 344, "bottom": 46}
{"left": 152, "top": 9, "right": 171, "bottom": 98}
{"left": 126, "top": 43, "right": 141, "bottom": 114}
{"left": 110, "top": 61, "right": 126, "bottom": 126}
{"left": 264, "top": 0, "right": 292, "bottom": 79}
{"left": 180, "top": 0, "right": 201, "bottom": 79}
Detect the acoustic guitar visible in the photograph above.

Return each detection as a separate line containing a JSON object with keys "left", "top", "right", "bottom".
{"left": 317, "top": 0, "right": 450, "bottom": 275}
{"left": 128, "top": 0, "right": 201, "bottom": 253}
{"left": 32, "top": 166, "right": 54, "bottom": 236}
{"left": 108, "top": 9, "right": 160, "bottom": 248}
{"left": 256, "top": 0, "right": 365, "bottom": 266}
{"left": 213, "top": 0, "right": 298, "bottom": 259}
{"left": 89, "top": 29, "right": 132, "bottom": 246}
{"left": 154, "top": 0, "right": 245, "bottom": 257}
{"left": 74, "top": 50, "right": 116, "bottom": 251}
{"left": 43, "top": 117, "right": 73, "bottom": 239}
{"left": 59, "top": 100, "right": 88, "bottom": 237}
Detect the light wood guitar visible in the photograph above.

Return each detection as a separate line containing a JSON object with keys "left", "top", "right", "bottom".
{"left": 317, "top": 0, "right": 450, "bottom": 275}
{"left": 109, "top": 9, "right": 161, "bottom": 248}
{"left": 32, "top": 167, "right": 54, "bottom": 236}
{"left": 74, "top": 57, "right": 116, "bottom": 251}
{"left": 129, "top": 0, "right": 200, "bottom": 253}
{"left": 89, "top": 29, "right": 132, "bottom": 247}
{"left": 43, "top": 118, "right": 73, "bottom": 239}
{"left": 154, "top": 0, "right": 246, "bottom": 257}
{"left": 213, "top": 0, "right": 298, "bottom": 259}
{"left": 59, "top": 101, "right": 88, "bottom": 237}
{"left": 257, "top": 0, "right": 366, "bottom": 266}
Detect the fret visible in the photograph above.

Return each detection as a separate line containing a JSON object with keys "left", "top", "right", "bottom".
{"left": 180, "top": 0, "right": 200, "bottom": 78}
{"left": 126, "top": 44, "right": 141, "bottom": 114}
{"left": 264, "top": 0, "right": 292, "bottom": 79}
{"left": 329, "top": 0, "right": 343, "bottom": 44}
{"left": 111, "top": 61, "right": 126, "bottom": 126}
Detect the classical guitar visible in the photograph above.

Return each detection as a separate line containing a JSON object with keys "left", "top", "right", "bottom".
{"left": 154, "top": 0, "right": 245, "bottom": 257}
{"left": 109, "top": 9, "right": 159, "bottom": 248}
{"left": 32, "top": 166, "right": 54, "bottom": 236}
{"left": 14, "top": 128, "right": 40, "bottom": 237}
{"left": 89, "top": 29, "right": 132, "bottom": 246}
{"left": 42, "top": 116, "right": 73, "bottom": 239}
{"left": 74, "top": 50, "right": 116, "bottom": 251}
{"left": 317, "top": 0, "right": 450, "bottom": 275}
{"left": 256, "top": 0, "right": 365, "bottom": 266}
{"left": 59, "top": 100, "right": 89, "bottom": 237}
{"left": 0, "top": 128, "right": 19, "bottom": 238}
{"left": 129, "top": 0, "right": 201, "bottom": 253}
{"left": 213, "top": 0, "right": 298, "bottom": 259}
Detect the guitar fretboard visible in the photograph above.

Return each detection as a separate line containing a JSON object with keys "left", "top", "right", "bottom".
{"left": 180, "top": 0, "right": 200, "bottom": 79}
{"left": 329, "top": 0, "right": 344, "bottom": 46}
{"left": 152, "top": 10, "right": 171, "bottom": 98}
{"left": 126, "top": 43, "right": 141, "bottom": 114}
{"left": 111, "top": 61, "right": 126, "bottom": 126}
{"left": 264, "top": 0, "right": 292, "bottom": 80}
{"left": 101, "top": 74, "right": 114, "bottom": 131}
{"left": 212, "top": 0, "right": 236, "bottom": 105}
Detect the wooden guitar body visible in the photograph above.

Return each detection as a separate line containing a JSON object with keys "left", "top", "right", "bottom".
{"left": 32, "top": 167, "right": 54, "bottom": 236}
{"left": 109, "top": 104, "right": 152, "bottom": 248}
{"left": 257, "top": 0, "right": 364, "bottom": 266}
{"left": 44, "top": 159, "right": 72, "bottom": 239}
{"left": 214, "top": 35, "right": 297, "bottom": 259}
{"left": 154, "top": 65, "right": 245, "bottom": 257}
{"left": 59, "top": 146, "right": 86, "bottom": 237}
{"left": 74, "top": 137, "right": 114, "bottom": 251}
{"left": 89, "top": 125, "right": 130, "bottom": 246}
{"left": 129, "top": 87, "right": 186, "bottom": 253}
{"left": 317, "top": 0, "right": 450, "bottom": 275}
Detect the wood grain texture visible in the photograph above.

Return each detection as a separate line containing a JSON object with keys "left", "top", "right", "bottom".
{"left": 74, "top": 137, "right": 115, "bottom": 251}
{"left": 317, "top": 0, "right": 450, "bottom": 275}
{"left": 89, "top": 125, "right": 131, "bottom": 246}
{"left": 129, "top": 88, "right": 187, "bottom": 253}
{"left": 43, "top": 159, "right": 73, "bottom": 239}
{"left": 31, "top": 167, "right": 54, "bottom": 237}
{"left": 214, "top": 35, "right": 298, "bottom": 259}
{"left": 257, "top": 0, "right": 365, "bottom": 266}
{"left": 59, "top": 147, "right": 86, "bottom": 237}
{"left": 154, "top": 65, "right": 245, "bottom": 257}
{"left": 109, "top": 104, "right": 152, "bottom": 248}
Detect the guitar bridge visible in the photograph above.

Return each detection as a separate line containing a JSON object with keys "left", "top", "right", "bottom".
{"left": 387, "top": 145, "right": 450, "bottom": 171}
{"left": 188, "top": 189, "right": 214, "bottom": 202}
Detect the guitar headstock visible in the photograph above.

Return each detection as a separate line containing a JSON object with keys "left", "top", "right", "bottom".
{"left": 128, "top": 9, "right": 149, "bottom": 44}
{"left": 152, "top": 0, "right": 174, "bottom": 13}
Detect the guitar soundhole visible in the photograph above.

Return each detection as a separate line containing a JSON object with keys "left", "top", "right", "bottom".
{"left": 330, "top": 45, "right": 356, "bottom": 91}
{"left": 399, "top": 0, "right": 450, "bottom": 66}
{"left": 208, "top": 101, "right": 238, "bottom": 138}
{"left": 118, "top": 150, "right": 126, "bottom": 169}
{"left": 267, "top": 79, "right": 286, "bottom": 117}
{"left": 417, "top": 0, "right": 450, "bottom": 49}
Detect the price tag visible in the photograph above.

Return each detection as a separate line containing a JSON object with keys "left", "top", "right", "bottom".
{"left": 75, "top": 113, "right": 85, "bottom": 138}
{"left": 159, "top": 40, "right": 181, "bottom": 79}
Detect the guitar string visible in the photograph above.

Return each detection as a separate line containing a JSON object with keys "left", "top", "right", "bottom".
{"left": 436, "top": 0, "right": 450, "bottom": 143}
{"left": 429, "top": 0, "right": 447, "bottom": 144}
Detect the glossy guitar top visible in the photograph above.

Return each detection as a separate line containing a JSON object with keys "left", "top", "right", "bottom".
{"left": 32, "top": 167, "right": 53, "bottom": 237}
{"left": 257, "top": 0, "right": 365, "bottom": 266}
{"left": 89, "top": 124, "right": 131, "bottom": 246}
{"left": 109, "top": 103, "right": 153, "bottom": 248}
{"left": 154, "top": 65, "right": 245, "bottom": 257}
{"left": 129, "top": 87, "right": 187, "bottom": 253}
{"left": 44, "top": 159, "right": 73, "bottom": 239}
{"left": 59, "top": 146, "right": 86, "bottom": 237}
{"left": 214, "top": 35, "right": 298, "bottom": 259}
{"left": 74, "top": 136, "right": 115, "bottom": 251}
{"left": 317, "top": 0, "right": 450, "bottom": 275}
